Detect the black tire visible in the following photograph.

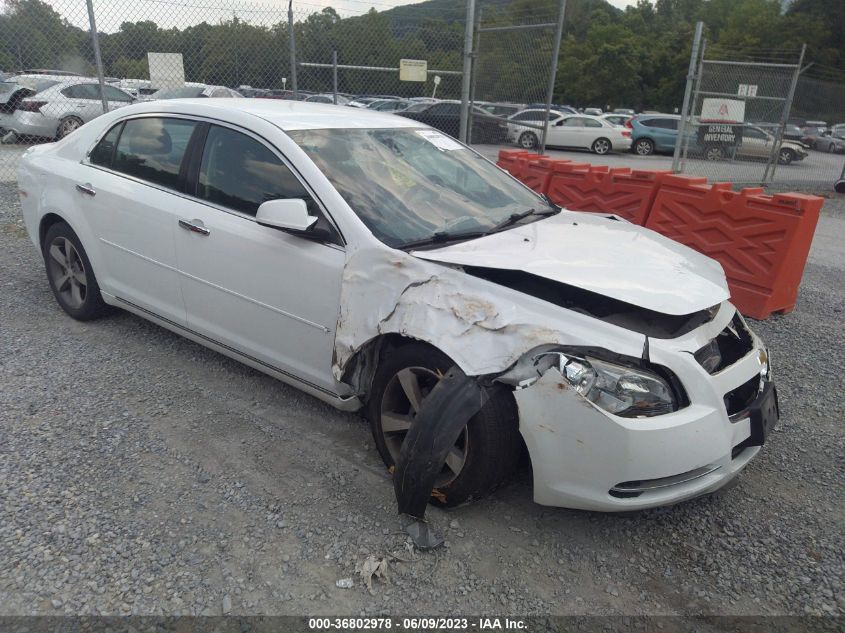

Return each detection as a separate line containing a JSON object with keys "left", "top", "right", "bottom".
{"left": 829, "top": 143, "right": 836, "bottom": 153}
{"left": 518, "top": 131, "right": 538, "bottom": 150}
{"left": 705, "top": 145, "right": 724, "bottom": 161}
{"left": 592, "top": 137, "right": 612, "bottom": 155}
{"left": 56, "top": 116, "right": 83, "bottom": 140}
{"left": 633, "top": 138, "right": 654, "bottom": 156}
{"left": 778, "top": 148, "right": 795, "bottom": 165}
{"left": 366, "top": 343, "right": 521, "bottom": 507}
{"left": 42, "top": 221, "right": 109, "bottom": 321}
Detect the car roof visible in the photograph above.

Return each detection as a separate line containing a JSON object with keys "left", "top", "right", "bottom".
{"left": 110, "top": 98, "right": 424, "bottom": 130}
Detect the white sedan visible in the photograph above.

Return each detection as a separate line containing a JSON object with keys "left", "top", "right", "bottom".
{"left": 507, "top": 110, "right": 632, "bottom": 154}
{"left": 17, "top": 100, "right": 777, "bottom": 511}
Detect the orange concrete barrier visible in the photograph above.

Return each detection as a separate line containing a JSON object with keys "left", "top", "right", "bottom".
{"left": 496, "top": 150, "right": 535, "bottom": 178}
{"left": 645, "top": 174, "right": 823, "bottom": 319}
{"left": 546, "top": 165, "right": 670, "bottom": 225}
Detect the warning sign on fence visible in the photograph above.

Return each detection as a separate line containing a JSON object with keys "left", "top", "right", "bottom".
{"left": 700, "top": 98, "right": 745, "bottom": 123}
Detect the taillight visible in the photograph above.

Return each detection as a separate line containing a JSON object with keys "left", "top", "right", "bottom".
{"left": 18, "top": 100, "right": 47, "bottom": 113}
{"left": 625, "top": 118, "right": 634, "bottom": 128}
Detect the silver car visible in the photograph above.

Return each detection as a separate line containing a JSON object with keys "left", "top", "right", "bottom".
{"left": 5, "top": 78, "right": 134, "bottom": 141}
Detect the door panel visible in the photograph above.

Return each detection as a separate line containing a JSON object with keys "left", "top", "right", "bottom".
{"left": 82, "top": 116, "right": 200, "bottom": 325}
{"left": 175, "top": 207, "right": 344, "bottom": 391}
{"left": 176, "top": 124, "right": 345, "bottom": 392}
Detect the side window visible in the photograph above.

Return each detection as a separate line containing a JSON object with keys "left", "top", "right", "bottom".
{"left": 429, "top": 103, "right": 459, "bottom": 116}
{"left": 562, "top": 117, "right": 585, "bottom": 127}
{"left": 89, "top": 122, "right": 123, "bottom": 167}
{"left": 198, "top": 125, "right": 312, "bottom": 217}
{"left": 665, "top": 119, "right": 679, "bottom": 130}
{"left": 584, "top": 119, "right": 603, "bottom": 128}
{"left": 113, "top": 117, "right": 197, "bottom": 190}
{"left": 61, "top": 84, "right": 98, "bottom": 100}
{"left": 102, "top": 85, "right": 133, "bottom": 102}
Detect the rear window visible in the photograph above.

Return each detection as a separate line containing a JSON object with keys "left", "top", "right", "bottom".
{"left": 3, "top": 77, "right": 58, "bottom": 93}
{"left": 112, "top": 117, "right": 198, "bottom": 190}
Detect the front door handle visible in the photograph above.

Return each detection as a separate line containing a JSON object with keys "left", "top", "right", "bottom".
{"left": 178, "top": 218, "right": 210, "bottom": 236}
{"left": 75, "top": 183, "right": 96, "bottom": 196}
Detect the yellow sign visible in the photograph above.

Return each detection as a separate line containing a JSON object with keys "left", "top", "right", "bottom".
{"left": 399, "top": 59, "right": 428, "bottom": 82}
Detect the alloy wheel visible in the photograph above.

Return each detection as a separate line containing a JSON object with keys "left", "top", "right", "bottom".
{"left": 593, "top": 138, "right": 611, "bottom": 154}
{"left": 47, "top": 237, "right": 87, "bottom": 309}
{"left": 59, "top": 118, "right": 81, "bottom": 138}
{"left": 635, "top": 140, "right": 652, "bottom": 155}
{"left": 379, "top": 366, "right": 469, "bottom": 487}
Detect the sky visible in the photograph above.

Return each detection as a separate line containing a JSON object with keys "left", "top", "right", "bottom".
{"left": 43, "top": 0, "right": 647, "bottom": 33}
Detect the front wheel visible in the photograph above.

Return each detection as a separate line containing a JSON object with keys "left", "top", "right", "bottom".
{"left": 518, "top": 131, "right": 538, "bottom": 150}
{"left": 43, "top": 222, "right": 109, "bottom": 320}
{"left": 592, "top": 137, "right": 612, "bottom": 155}
{"left": 367, "top": 343, "right": 521, "bottom": 507}
{"left": 778, "top": 148, "right": 795, "bottom": 165}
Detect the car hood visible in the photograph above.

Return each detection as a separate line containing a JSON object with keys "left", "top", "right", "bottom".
{"left": 411, "top": 211, "right": 729, "bottom": 316}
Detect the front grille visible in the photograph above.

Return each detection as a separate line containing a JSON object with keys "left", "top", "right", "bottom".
{"left": 694, "top": 313, "right": 754, "bottom": 374}
{"left": 724, "top": 375, "right": 759, "bottom": 417}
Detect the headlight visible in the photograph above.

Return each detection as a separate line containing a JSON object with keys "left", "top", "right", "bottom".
{"left": 536, "top": 352, "right": 678, "bottom": 417}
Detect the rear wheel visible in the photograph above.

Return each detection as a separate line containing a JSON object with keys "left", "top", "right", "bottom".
{"left": 56, "top": 116, "right": 83, "bottom": 139}
{"left": 43, "top": 222, "right": 108, "bottom": 320}
{"left": 633, "top": 138, "right": 654, "bottom": 156}
{"left": 367, "top": 343, "right": 520, "bottom": 507}
{"left": 519, "top": 131, "right": 538, "bottom": 150}
{"left": 778, "top": 148, "right": 795, "bottom": 165}
{"left": 592, "top": 137, "right": 611, "bottom": 155}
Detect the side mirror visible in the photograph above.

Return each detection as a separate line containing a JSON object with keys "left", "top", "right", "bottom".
{"left": 256, "top": 199, "right": 318, "bottom": 233}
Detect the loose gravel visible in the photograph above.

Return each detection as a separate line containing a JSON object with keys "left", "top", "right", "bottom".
{"left": 0, "top": 182, "right": 843, "bottom": 617}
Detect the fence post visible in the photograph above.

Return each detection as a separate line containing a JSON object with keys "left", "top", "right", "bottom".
{"left": 680, "top": 38, "right": 706, "bottom": 171}
{"left": 288, "top": 0, "right": 298, "bottom": 97}
{"left": 539, "top": 0, "right": 566, "bottom": 155}
{"left": 673, "top": 21, "right": 703, "bottom": 173}
{"left": 85, "top": 0, "right": 109, "bottom": 113}
{"left": 764, "top": 43, "right": 806, "bottom": 183}
{"left": 467, "top": 7, "right": 482, "bottom": 146}
{"left": 332, "top": 50, "right": 338, "bottom": 105}
{"left": 459, "top": 0, "right": 476, "bottom": 144}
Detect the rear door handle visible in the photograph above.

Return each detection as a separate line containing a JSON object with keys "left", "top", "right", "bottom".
{"left": 75, "top": 183, "right": 96, "bottom": 196}
{"left": 178, "top": 218, "right": 210, "bottom": 236}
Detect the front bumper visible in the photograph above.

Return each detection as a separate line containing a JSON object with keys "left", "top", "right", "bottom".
{"left": 512, "top": 311, "right": 776, "bottom": 511}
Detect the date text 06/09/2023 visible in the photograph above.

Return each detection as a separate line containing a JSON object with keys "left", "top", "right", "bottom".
{"left": 307, "top": 617, "right": 528, "bottom": 630}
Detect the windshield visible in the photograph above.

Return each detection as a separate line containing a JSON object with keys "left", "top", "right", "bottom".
{"left": 288, "top": 127, "right": 554, "bottom": 248}
{"left": 153, "top": 86, "right": 204, "bottom": 99}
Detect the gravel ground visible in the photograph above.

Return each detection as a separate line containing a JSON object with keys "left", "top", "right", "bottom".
{"left": 0, "top": 181, "right": 843, "bottom": 618}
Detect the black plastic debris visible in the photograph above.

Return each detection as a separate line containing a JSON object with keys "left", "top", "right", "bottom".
{"left": 393, "top": 366, "right": 489, "bottom": 548}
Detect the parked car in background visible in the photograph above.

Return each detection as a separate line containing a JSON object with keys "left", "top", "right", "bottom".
{"left": 804, "top": 120, "right": 828, "bottom": 134}
{"left": 398, "top": 101, "right": 437, "bottom": 114}
{"left": 613, "top": 108, "right": 636, "bottom": 116}
{"left": 112, "top": 79, "right": 157, "bottom": 99}
{"left": 348, "top": 96, "right": 380, "bottom": 108}
{"left": 525, "top": 103, "right": 578, "bottom": 114}
{"left": 239, "top": 88, "right": 268, "bottom": 98}
{"left": 701, "top": 125, "right": 808, "bottom": 165}
{"left": 782, "top": 123, "right": 804, "bottom": 141}
{"left": 814, "top": 131, "right": 845, "bottom": 154}
{"left": 150, "top": 84, "right": 242, "bottom": 100}
{"left": 1, "top": 75, "right": 64, "bottom": 137}
{"left": 481, "top": 103, "right": 525, "bottom": 118}
{"left": 800, "top": 125, "right": 827, "bottom": 146}
{"left": 583, "top": 107, "right": 603, "bottom": 116}
{"left": 367, "top": 99, "right": 410, "bottom": 113}
{"left": 601, "top": 113, "right": 632, "bottom": 127}
{"left": 508, "top": 110, "right": 631, "bottom": 154}
{"left": 398, "top": 100, "right": 506, "bottom": 143}
{"left": 305, "top": 94, "right": 351, "bottom": 105}
{"left": 4, "top": 77, "right": 134, "bottom": 141}
{"left": 260, "top": 89, "right": 300, "bottom": 100}
{"left": 629, "top": 114, "right": 681, "bottom": 155}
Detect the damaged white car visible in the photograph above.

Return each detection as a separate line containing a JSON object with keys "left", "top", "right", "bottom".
{"left": 17, "top": 100, "right": 778, "bottom": 512}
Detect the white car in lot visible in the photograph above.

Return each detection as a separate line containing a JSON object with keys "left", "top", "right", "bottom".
{"left": 17, "top": 100, "right": 778, "bottom": 511}
{"left": 507, "top": 110, "right": 632, "bottom": 154}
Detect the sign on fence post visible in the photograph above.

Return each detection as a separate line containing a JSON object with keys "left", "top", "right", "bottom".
{"left": 399, "top": 59, "right": 428, "bottom": 82}
{"left": 148, "top": 52, "right": 185, "bottom": 90}
{"left": 700, "top": 98, "right": 746, "bottom": 123}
